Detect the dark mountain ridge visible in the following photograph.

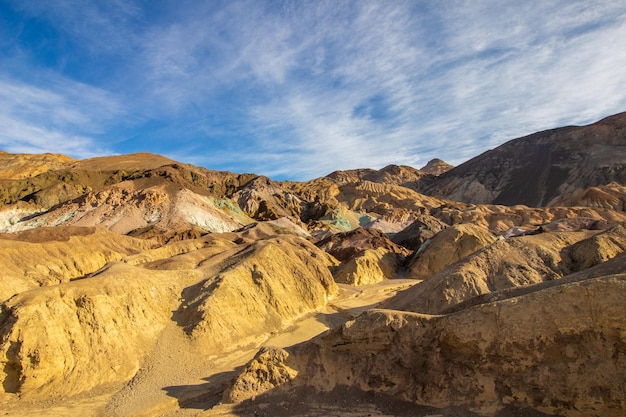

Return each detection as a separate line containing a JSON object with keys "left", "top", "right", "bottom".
{"left": 422, "top": 112, "right": 626, "bottom": 207}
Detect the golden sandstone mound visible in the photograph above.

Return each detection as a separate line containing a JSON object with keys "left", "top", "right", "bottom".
{"left": 564, "top": 224, "right": 626, "bottom": 269}
{"left": 173, "top": 235, "right": 338, "bottom": 352}
{"left": 0, "top": 263, "right": 180, "bottom": 397}
{"left": 548, "top": 182, "right": 626, "bottom": 211}
{"left": 0, "top": 231, "right": 337, "bottom": 399}
{"left": 316, "top": 228, "right": 409, "bottom": 286}
{"left": 386, "top": 227, "right": 621, "bottom": 315}
{"left": 0, "top": 226, "right": 156, "bottom": 301}
{"left": 226, "top": 275, "right": 626, "bottom": 417}
{"left": 406, "top": 223, "right": 497, "bottom": 279}
{"left": 333, "top": 247, "right": 401, "bottom": 286}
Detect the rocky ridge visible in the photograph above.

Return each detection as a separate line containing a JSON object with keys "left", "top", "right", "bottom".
{"left": 420, "top": 158, "right": 454, "bottom": 176}
{"left": 423, "top": 112, "right": 626, "bottom": 206}
{"left": 1, "top": 112, "right": 626, "bottom": 416}
{"left": 226, "top": 274, "right": 626, "bottom": 417}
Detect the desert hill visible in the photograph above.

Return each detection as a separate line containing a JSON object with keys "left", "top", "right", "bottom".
{"left": 1, "top": 112, "right": 626, "bottom": 417}
{"left": 326, "top": 160, "right": 453, "bottom": 195}
{"left": 420, "top": 158, "right": 454, "bottom": 176}
{"left": 3, "top": 139, "right": 626, "bottom": 241}
{"left": 326, "top": 164, "right": 428, "bottom": 188}
{"left": 422, "top": 112, "right": 626, "bottom": 207}
{"left": 386, "top": 224, "right": 626, "bottom": 314}
{"left": 0, "top": 152, "right": 75, "bottom": 180}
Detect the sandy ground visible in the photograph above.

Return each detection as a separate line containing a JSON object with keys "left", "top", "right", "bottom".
{"left": 1, "top": 280, "right": 419, "bottom": 417}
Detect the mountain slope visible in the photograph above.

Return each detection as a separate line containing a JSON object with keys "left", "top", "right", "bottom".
{"left": 423, "top": 112, "right": 626, "bottom": 207}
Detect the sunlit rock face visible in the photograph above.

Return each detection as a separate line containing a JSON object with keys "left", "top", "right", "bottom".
{"left": 229, "top": 275, "right": 625, "bottom": 416}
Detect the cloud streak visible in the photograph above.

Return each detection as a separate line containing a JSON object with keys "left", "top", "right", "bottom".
{"left": 0, "top": 76, "right": 121, "bottom": 156}
{"left": 1, "top": 0, "right": 626, "bottom": 179}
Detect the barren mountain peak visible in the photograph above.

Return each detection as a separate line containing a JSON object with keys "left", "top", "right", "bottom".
{"left": 419, "top": 158, "right": 454, "bottom": 175}
{"left": 424, "top": 112, "right": 626, "bottom": 207}
{"left": 70, "top": 152, "right": 178, "bottom": 171}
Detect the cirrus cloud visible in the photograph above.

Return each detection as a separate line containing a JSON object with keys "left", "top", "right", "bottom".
{"left": 1, "top": 0, "right": 625, "bottom": 179}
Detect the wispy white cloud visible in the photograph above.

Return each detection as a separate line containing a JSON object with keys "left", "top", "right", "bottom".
{"left": 230, "top": 1, "right": 626, "bottom": 177}
{"left": 0, "top": 76, "right": 121, "bottom": 156}
{"left": 2, "top": 0, "right": 626, "bottom": 179}
{"left": 0, "top": 114, "right": 99, "bottom": 156}
{"left": 426, "top": 1, "right": 626, "bottom": 150}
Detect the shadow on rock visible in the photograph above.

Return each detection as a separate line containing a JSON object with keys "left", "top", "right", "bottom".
{"left": 162, "top": 369, "right": 241, "bottom": 410}
{"left": 232, "top": 385, "right": 565, "bottom": 417}
{"left": 231, "top": 385, "right": 481, "bottom": 417}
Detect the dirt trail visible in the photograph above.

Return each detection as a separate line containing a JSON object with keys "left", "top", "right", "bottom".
{"left": 101, "top": 322, "right": 211, "bottom": 417}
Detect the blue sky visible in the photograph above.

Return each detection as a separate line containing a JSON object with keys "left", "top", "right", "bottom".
{"left": 1, "top": 1, "right": 626, "bottom": 180}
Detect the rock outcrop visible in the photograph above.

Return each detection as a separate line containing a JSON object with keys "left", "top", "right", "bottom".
{"left": 327, "top": 164, "right": 428, "bottom": 190}
{"left": 419, "top": 158, "right": 454, "bottom": 176}
{"left": 0, "top": 263, "right": 181, "bottom": 397}
{"left": 406, "top": 223, "right": 497, "bottom": 280}
{"left": 547, "top": 182, "right": 626, "bottom": 210}
{"left": 173, "top": 235, "right": 338, "bottom": 351}
{"left": 333, "top": 247, "right": 401, "bottom": 286}
{"left": 316, "top": 228, "right": 409, "bottom": 286}
{"left": 384, "top": 224, "right": 626, "bottom": 316}
{"left": 391, "top": 214, "right": 448, "bottom": 250}
{"left": 0, "top": 227, "right": 156, "bottom": 302}
{"left": 316, "top": 227, "right": 409, "bottom": 262}
{"left": 226, "top": 275, "right": 626, "bottom": 416}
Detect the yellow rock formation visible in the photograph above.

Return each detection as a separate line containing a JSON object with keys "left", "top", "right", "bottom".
{"left": 0, "top": 232, "right": 337, "bottom": 400}
{"left": 333, "top": 247, "right": 400, "bottom": 286}
{"left": 226, "top": 275, "right": 626, "bottom": 416}
{"left": 407, "top": 223, "right": 497, "bottom": 279}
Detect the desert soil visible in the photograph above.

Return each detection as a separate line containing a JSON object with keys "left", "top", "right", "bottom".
{"left": 1, "top": 280, "right": 419, "bottom": 417}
